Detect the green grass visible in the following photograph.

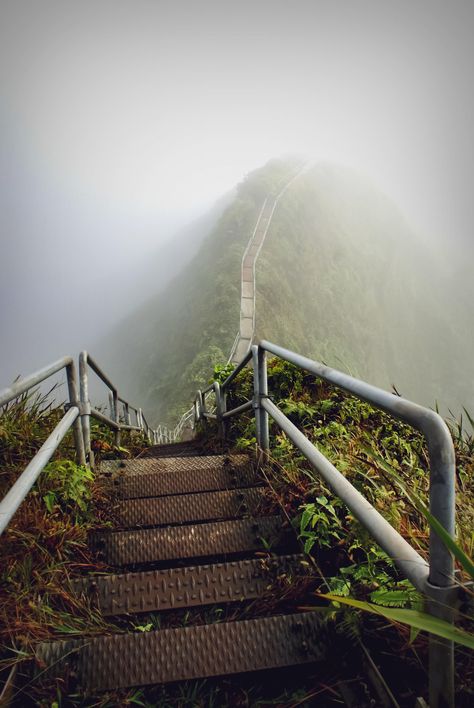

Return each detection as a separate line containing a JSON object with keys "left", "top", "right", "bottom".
{"left": 0, "top": 388, "right": 150, "bottom": 704}
{"left": 210, "top": 357, "right": 474, "bottom": 704}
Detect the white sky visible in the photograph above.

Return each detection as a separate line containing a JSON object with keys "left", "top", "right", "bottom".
{"left": 0, "top": 0, "right": 473, "bottom": 379}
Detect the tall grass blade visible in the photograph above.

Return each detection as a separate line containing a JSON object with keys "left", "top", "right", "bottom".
{"left": 315, "top": 593, "right": 474, "bottom": 650}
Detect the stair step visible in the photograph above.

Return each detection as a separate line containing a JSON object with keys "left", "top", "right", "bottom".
{"left": 92, "top": 516, "right": 289, "bottom": 566}
{"left": 106, "top": 459, "right": 258, "bottom": 500}
{"left": 71, "top": 554, "right": 305, "bottom": 615}
{"left": 36, "top": 611, "right": 326, "bottom": 691}
{"left": 114, "top": 487, "right": 267, "bottom": 528}
{"left": 143, "top": 441, "right": 204, "bottom": 458}
{"left": 101, "top": 454, "right": 248, "bottom": 477}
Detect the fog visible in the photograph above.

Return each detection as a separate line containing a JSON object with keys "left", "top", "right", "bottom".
{"left": 1, "top": 1, "right": 473, "bottom": 406}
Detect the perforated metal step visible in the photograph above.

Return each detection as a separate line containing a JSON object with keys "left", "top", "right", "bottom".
{"left": 71, "top": 554, "right": 305, "bottom": 615}
{"left": 92, "top": 516, "right": 288, "bottom": 566}
{"left": 108, "top": 460, "right": 259, "bottom": 500}
{"left": 36, "top": 611, "right": 326, "bottom": 691}
{"left": 114, "top": 486, "right": 267, "bottom": 528}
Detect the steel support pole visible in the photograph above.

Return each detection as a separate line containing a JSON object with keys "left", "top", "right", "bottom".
{"left": 112, "top": 390, "right": 121, "bottom": 447}
{"left": 213, "top": 381, "right": 224, "bottom": 442}
{"left": 124, "top": 402, "right": 131, "bottom": 426}
{"left": 79, "top": 353, "right": 93, "bottom": 468}
{"left": 252, "top": 346, "right": 261, "bottom": 447}
{"left": 66, "top": 362, "right": 86, "bottom": 465}
{"left": 257, "top": 346, "right": 269, "bottom": 453}
{"left": 108, "top": 392, "right": 115, "bottom": 421}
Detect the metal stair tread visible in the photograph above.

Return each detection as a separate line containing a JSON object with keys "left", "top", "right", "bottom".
{"left": 36, "top": 611, "right": 326, "bottom": 691}
{"left": 108, "top": 461, "right": 259, "bottom": 500}
{"left": 101, "top": 454, "right": 250, "bottom": 477}
{"left": 92, "top": 516, "right": 290, "bottom": 566}
{"left": 70, "top": 554, "right": 306, "bottom": 615}
{"left": 113, "top": 486, "right": 268, "bottom": 528}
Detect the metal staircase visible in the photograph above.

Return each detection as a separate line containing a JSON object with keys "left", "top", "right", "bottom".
{"left": 0, "top": 166, "right": 461, "bottom": 705}
{"left": 35, "top": 446, "right": 323, "bottom": 694}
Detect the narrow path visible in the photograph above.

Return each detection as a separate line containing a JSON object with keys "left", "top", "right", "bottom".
{"left": 229, "top": 166, "right": 309, "bottom": 364}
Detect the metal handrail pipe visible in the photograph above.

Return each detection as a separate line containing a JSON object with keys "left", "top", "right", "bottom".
{"left": 261, "top": 397, "right": 430, "bottom": 592}
{"left": 141, "top": 412, "right": 151, "bottom": 431}
{"left": 0, "top": 406, "right": 79, "bottom": 535}
{"left": 222, "top": 400, "right": 253, "bottom": 420}
{"left": 117, "top": 397, "right": 136, "bottom": 411}
{"left": 221, "top": 348, "right": 253, "bottom": 391}
{"left": 0, "top": 356, "right": 74, "bottom": 407}
{"left": 202, "top": 412, "right": 217, "bottom": 420}
{"left": 259, "top": 339, "right": 455, "bottom": 589}
{"left": 84, "top": 354, "right": 118, "bottom": 394}
{"left": 90, "top": 407, "right": 121, "bottom": 430}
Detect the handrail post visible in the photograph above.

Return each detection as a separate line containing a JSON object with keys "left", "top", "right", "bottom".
{"left": 113, "top": 390, "right": 121, "bottom": 447}
{"left": 108, "top": 392, "right": 115, "bottom": 421}
{"left": 79, "top": 352, "right": 93, "bottom": 468}
{"left": 213, "top": 381, "right": 225, "bottom": 442}
{"left": 252, "top": 345, "right": 269, "bottom": 455}
{"left": 66, "top": 362, "right": 86, "bottom": 465}
{"left": 124, "top": 402, "right": 131, "bottom": 426}
{"left": 254, "top": 347, "right": 270, "bottom": 455}
{"left": 424, "top": 420, "right": 456, "bottom": 708}
{"left": 252, "top": 346, "right": 261, "bottom": 447}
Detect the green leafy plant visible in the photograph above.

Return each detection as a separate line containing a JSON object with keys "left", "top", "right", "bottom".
{"left": 40, "top": 459, "right": 94, "bottom": 518}
{"left": 298, "top": 495, "right": 343, "bottom": 552}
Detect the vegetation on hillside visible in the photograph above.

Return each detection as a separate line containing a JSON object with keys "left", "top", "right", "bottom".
{"left": 100, "top": 158, "right": 304, "bottom": 425}
{"left": 101, "top": 158, "right": 474, "bottom": 428}
{"left": 255, "top": 163, "right": 474, "bottom": 417}
{"left": 0, "top": 389, "right": 149, "bottom": 704}
{"left": 207, "top": 357, "right": 474, "bottom": 705}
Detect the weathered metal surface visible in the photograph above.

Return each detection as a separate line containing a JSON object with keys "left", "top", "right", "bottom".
{"left": 114, "top": 487, "right": 267, "bottom": 528}
{"left": 108, "top": 461, "right": 259, "bottom": 500}
{"left": 142, "top": 441, "right": 204, "bottom": 458}
{"left": 36, "top": 611, "right": 325, "bottom": 691}
{"left": 101, "top": 454, "right": 250, "bottom": 477}
{"left": 91, "top": 516, "right": 286, "bottom": 566}
{"left": 71, "top": 554, "right": 305, "bottom": 615}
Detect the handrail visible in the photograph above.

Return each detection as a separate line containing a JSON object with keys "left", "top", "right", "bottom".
{"left": 0, "top": 357, "right": 86, "bottom": 535}
{"left": 200, "top": 339, "right": 456, "bottom": 708}
{"left": 79, "top": 351, "right": 165, "bottom": 462}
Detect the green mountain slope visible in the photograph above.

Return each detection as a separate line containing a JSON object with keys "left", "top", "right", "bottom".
{"left": 101, "top": 159, "right": 473, "bottom": 424}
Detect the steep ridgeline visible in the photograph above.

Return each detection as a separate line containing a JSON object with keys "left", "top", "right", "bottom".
{"left": 100, "top": 159, "right": 304, "bottom": 424}
{"left": 102, "top": 159, "right": 474, "bottom": 424}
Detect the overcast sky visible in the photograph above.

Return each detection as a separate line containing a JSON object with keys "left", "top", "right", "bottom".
{"left": 1, "top": 0, "right": 473, "bottom": 383}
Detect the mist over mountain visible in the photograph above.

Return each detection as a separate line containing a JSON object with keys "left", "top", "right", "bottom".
{"left": 98, "top": 159, "right": 473, "bottom": 424}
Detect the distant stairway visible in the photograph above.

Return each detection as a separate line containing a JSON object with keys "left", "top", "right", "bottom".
{"left": 35, "top": 443, "right": 325, "bottom": 694}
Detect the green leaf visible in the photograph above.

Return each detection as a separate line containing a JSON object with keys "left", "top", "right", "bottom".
{"left": 362, "top": 445, "right": 474, "bottom": 580}
{"left": 43, "top": 492, "right": 56, "bottom": 513}
{"left": 317, "top": 593, "right": 474, "bottom": 650}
